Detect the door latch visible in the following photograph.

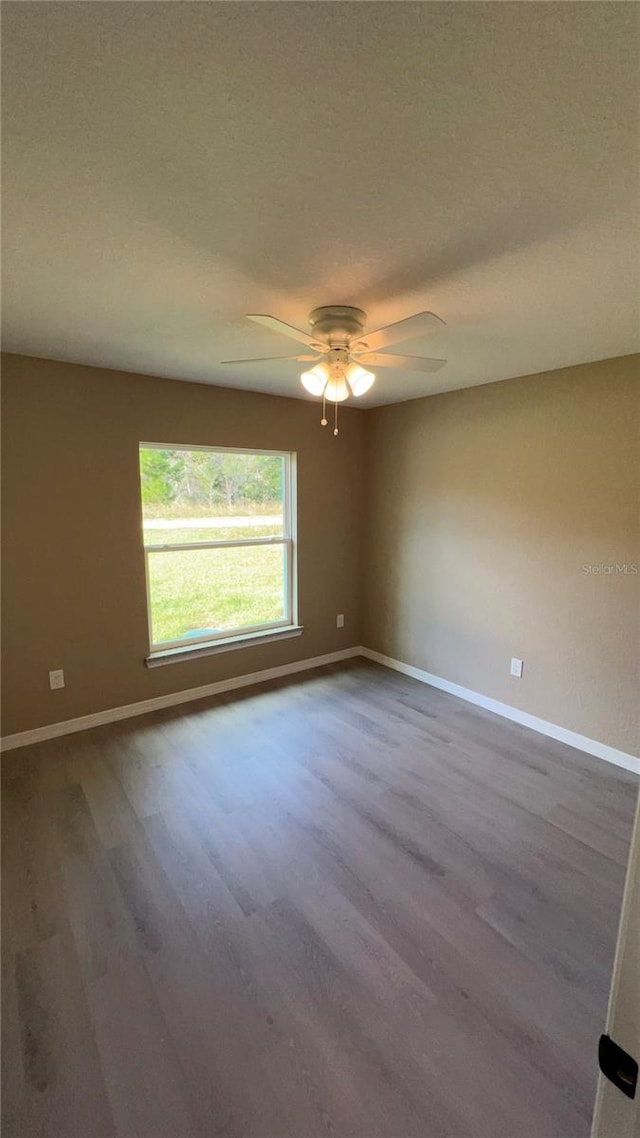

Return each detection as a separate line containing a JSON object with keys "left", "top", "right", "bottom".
{"left": 599, "top": 1034, "right": 638, "bottom": 1100}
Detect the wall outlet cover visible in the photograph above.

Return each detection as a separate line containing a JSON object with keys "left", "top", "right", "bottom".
{"left": 510, "top": 658, "right": 524, "bottom": 678}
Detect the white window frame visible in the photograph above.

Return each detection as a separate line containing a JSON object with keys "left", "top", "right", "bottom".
{"left": 140, "top": 443, "right": 298, "bottom": 658}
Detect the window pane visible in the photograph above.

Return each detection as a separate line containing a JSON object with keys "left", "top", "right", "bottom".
{"left": 147, "top": 544, "right": 287, "bottom": 646}
{"left": 140, "top": 448, "right": 285, "bottom": 546}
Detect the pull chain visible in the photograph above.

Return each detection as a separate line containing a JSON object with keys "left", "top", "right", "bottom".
{"left": 321, "top": 391, "right": 327, "bottom": 427}
{"left": 334, "top": 400, "right": 339, "bottom": 436}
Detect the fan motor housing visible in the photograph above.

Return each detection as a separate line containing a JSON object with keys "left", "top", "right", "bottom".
{"left": 308, "top": 306, "right": 366, "bottom": 346}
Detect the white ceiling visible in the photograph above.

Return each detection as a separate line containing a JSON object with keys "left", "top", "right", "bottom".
{"left": 2, "top": 2, "right": 639, "bottom": 407}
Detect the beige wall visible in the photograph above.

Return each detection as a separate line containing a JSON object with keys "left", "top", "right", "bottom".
{"left": 1, "top": 354, "right": 365, "bottom": 735}
{"left": 2, "top": 352, "right": 639, "bottom": 755}
{"left": 364, "top": 355, "right": 640, "bottom": 757}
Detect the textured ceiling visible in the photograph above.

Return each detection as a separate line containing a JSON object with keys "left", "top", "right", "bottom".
{"left": 2, "top": 2, "right": 639, "bottom": 406}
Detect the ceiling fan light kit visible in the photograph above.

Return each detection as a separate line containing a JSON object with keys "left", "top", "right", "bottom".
{"left": 301, "top": 353, "right": 375, "bottom": 399}
{"left": 223, "top": 305, "right": 447, "bottom": 435}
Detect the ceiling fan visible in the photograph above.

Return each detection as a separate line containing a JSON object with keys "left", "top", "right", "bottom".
{"left": 222, "top": 305, "right": 446, "bottom": 433}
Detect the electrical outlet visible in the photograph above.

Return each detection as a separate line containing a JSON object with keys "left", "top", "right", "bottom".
{"left": 336, "top": 613, "right": 345, "bottom": 628}
{"left": 49, "top": 669, "right": 65, "bottom": 690}
{"left": 510, "top": 657, "right": 523, "bottom": 679}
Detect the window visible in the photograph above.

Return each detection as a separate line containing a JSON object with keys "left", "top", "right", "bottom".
{"left": 139, "top": 444, "right": 297, "bottom": 657}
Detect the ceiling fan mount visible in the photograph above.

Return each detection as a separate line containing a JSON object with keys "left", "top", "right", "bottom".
{"left": 307, "top": 305, "right": 367, "bottom": 347}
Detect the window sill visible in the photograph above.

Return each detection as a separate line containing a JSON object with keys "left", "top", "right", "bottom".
{"left": 145, "top": 625, "right": 304, "bottom": 668}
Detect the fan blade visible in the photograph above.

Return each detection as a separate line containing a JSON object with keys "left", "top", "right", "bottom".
{"left": 246, "top": 314, "right": 321, "bottom": 349}
{"left": 353, "top": 311, "right": 445, "bottom": 353}
{"left": 357, "top": 352, "right": 446, "bottom": 373}
{"left": 221, "top": 354, "right": 320, "bottom": 364}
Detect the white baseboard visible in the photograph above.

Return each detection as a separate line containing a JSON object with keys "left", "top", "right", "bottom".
{"left": 0, "top": 646, "right": 362, "bottom": 752}
{"left": 3, "top": 644, "right": 638, "bottom": 776}
{"left": 360, "top": 647, "right": 640, "bottom": 776}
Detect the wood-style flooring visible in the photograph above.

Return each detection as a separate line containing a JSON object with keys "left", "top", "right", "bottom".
{"left": 2, "top": 660, "right": 638, "bottom": 1138}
